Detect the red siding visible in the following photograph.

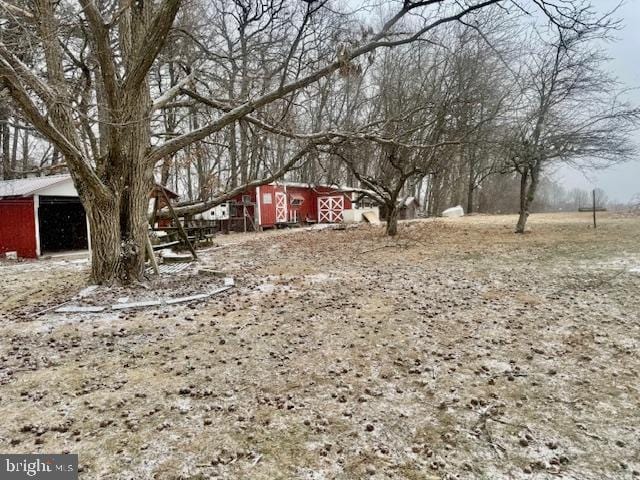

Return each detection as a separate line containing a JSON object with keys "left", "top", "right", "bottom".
{"left": 255, "top": 185, "right": 354, "bottom": 226}
{"left": 0, "top": 197, "right": 37, "bottom": 258}
{"left": 256, "top": 185, "right": 278, "bottom": 227}
{"left": 229, "top": 184, "right": 355, "bottom": 228}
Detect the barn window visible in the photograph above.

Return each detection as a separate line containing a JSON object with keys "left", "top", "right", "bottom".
{"left": 262, "top": 193, "right": 272, "bottom": 204}
{"left": 242, "top": 194, "right": 251, "bottom": 204}
{"left": 290, "top": 194, "right": 304, "bottom": 206}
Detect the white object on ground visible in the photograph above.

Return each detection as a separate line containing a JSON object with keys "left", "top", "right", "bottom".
{"left": 112, "top": 300, "right": 162, "bottom": 310}
{"left": 54, "top": 281, "right": 235, "bottom": 313}
{"left": 5, "top": 251, "right": 17, "bottom": 260}
{"left": 165, "top": 293, "right": 211, "bottom": 305}
{"left": 362, "top": 210, "right": 381, "bottom": 225}
{"left": 343, "top": 207, "right": 380, "bottom": 224}
{"left": 161, "top": 250, "right": 193, "bottom": 263}
{"left": 442, "top": 205, "right": 464, "bottom": 218}
{"left": 56, "top": 305, "right": 106, "bottom": 313}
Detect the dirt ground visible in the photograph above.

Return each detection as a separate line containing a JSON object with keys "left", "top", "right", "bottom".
{"left": 1, "top": 212, "right": 639, "bottom": 480}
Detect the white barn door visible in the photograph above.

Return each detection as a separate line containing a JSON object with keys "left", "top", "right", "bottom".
{"left": 275, "top": 192, "right": 288, "bottom": 223}
{"left": 317, "top": 196, "right": 344, "bottom": 223}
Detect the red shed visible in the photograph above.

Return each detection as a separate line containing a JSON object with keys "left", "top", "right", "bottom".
{"left": 222, "top": 181, "right": 354, "bottom": 231}
{"left": 0, "top": 175, "right": 89, "bottom": 258}
{"left": 0, "top": 174, "right": 180, "bottom": 259}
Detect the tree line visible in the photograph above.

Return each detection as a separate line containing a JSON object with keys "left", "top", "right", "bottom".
{"left": 1, "top": 0, "right": 638, "bottom": 284}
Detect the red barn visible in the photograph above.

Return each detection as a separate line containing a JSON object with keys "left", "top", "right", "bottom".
{"left": 219, "top": 182, "right": 354, "bottom": 231}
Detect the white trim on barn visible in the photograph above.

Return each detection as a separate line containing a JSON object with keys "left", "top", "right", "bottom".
{"left": 33, "top": 194, "right": 41, "bottom": 257}
{"left": 256, "top": 185, "right": 262, "bottom": 227}
{"left": 275, "top": 191, "right": 287, "bottom": 223}
{"left": 86, "top": 214, "right": 92, "bottom": 255}
{"left": 317, "top": 195, "right": 344, "bottom": 223}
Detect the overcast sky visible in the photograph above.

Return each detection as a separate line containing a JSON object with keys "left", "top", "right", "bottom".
{"left": 556, "top": 0, "right": 640, "bottom": 203}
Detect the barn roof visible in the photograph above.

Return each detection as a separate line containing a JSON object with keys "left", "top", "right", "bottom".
{"left": 268, "top": 180, "right": 371, "bottom": 195}
{"left": 151, "top": 183, "right": 180, "bottom": 199}
{"left": 0, "top": 174, "right": 72, "bottom": 198}
{"left": 268, "top": 181, "right": 345, "bottom": 190}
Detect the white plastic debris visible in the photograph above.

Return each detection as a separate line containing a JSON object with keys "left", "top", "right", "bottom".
{"left": 54, "top": 281, "right": 235, "bottom": 313}
{"left": 5, "top": 251, "right": 18, "bottom": 260}
{"left": 442, "top": 205, "right": 464, "bottom": 218}
{"left": 112, "top": 300, "right": 162, "bottom": 310}
{"left": 165, "top": 293, "right": 211, "bottom": 305}
{"left": 56, "top": 305, "right": 106, "bottom": 313}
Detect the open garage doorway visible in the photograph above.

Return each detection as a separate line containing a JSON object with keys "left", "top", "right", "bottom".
{"left": 38, "top": 196, "right": 89, "bottom": 254}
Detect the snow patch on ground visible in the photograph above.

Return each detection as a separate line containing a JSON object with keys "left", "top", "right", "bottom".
{"left": 255, "top": 283, "right": 292, "bottom": 294}
{"left": 0, "top": 258, "right": 87, "bottom": 273}
{"left": 305, "top": 273, "right": 339, "bottom": 284}
{"left": 77, "top": 285, "right": 98, "bottom": 298}
{"left": 596, "top": 256, "right": 640, "bottom": 273}
{"left": 35, "top": 311, "right": 122, "bottom": 332}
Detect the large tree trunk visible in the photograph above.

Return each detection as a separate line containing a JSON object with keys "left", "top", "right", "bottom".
{"left": 120, "top": 168, "right": 153, "bottom": 282}
{"left": 0, "top": 106, "right": 10, "bottom": 179}
{"left": 11, "top": 119, "right": 18, "bottom": 176}
{"left": 515, "top": 164, "right": 540, "bottom": 234}
{"left": 83, "top": 84, "right": 153, "bottom": 284}
{"left": 83, "top": 166, "right": 152, "bottom": 284}
{"left": 466, "top": 181, "right": 474, "bottom": 215}
{"left": 85, "top": 198, "right": 121, "bottom": 283}
{"left": 466, "top": 155, "right": 475, "bottom": 214}
{"left": 21, "top": 127, "right": 28, "bottom": 176}
{"left": 385, "top": 203, "right": 400, "bottom": 236}
{"left": 228, "top": 123, "right": 238, "bottom": 188}
{"left": 466, "top": 189, "right": 474, "bottom": 214}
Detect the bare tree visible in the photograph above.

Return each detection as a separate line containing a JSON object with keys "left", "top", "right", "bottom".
{"left": 506, "top": 21, "right": 638, "bottom": 233}
{"left": 331, "top": 42, "right": 458, "bottom": 236}
{"left": 0, "top": 0, "right": 630, "bottom": 282}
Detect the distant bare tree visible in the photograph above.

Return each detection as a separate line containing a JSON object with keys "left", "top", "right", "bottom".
{"left": 507, "top": 21, "right": 638, "bottom": 233}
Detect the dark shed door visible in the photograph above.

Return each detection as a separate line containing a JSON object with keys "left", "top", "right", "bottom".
{"left": 38, "top": 196, "right": 88, "bottom": 253}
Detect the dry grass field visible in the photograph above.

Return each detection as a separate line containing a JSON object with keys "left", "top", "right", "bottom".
{"left": 1, "top": 212, "right": 639, "bottom": 479}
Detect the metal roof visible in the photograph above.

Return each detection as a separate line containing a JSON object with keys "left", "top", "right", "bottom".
{"left": 151, "top": 183, "right": 180, "bottom": 199}
{"left": 0, "top": 174, "right": 73, "bottom": 198}
{"left": 0, "top": 174, "right": 178, "bottom": 199}
{"left": 268, "top": 180, "right": 366, "bottom": 193}
{"left": 268, "top": 180, "right": 342, "bottom": 189}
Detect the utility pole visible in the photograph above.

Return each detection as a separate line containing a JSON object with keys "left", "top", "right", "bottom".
{"left": 592, "top": 189, "right": 597, "bottom": 229}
